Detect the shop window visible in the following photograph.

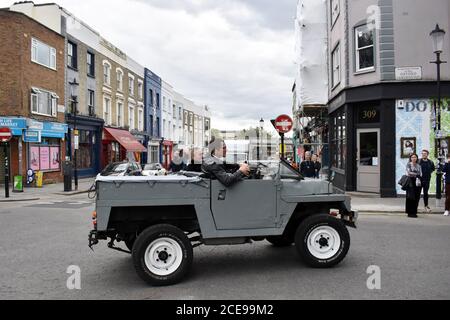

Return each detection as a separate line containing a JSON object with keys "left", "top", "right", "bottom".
{"left": 76, "top": 130, "right": 94, "bottom": 170}
{"left": 355, "top": 24, "right": 375, "bottom": 72}
{"left": 29, "top": 139, "right": 61, "bottom": 172}
{"left": 31, "top": 38, "right": 56, "bottom": 70}
{"left": 31, "top": 88, "right": 58, "bottom": 117}
{"left": 330, "top": 111, "right": 346, "bottom": 170}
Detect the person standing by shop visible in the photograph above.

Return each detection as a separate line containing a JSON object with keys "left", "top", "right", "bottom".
{"left": 419, "top": 150, "right": 435, "bottom": 213}
{"left": 405, "top": 153, "right": 422, "bottom": 218}
{"left": 300, "top": 151, "right": 315, "bottom": 178}
{"left": 443, "top": 154, "right": 450, "bottom": 216}
{"left": 312, "top": 154, "right": 322, "bottom": 179}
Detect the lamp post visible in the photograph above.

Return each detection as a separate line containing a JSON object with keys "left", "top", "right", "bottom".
{"left": 257, "top": 118, "right": 264, "bottom": 161}
{"left": 430, "top": 24, "right": 447, "bottom": 202}
{"left": 69, "top": 78, "right": 79, "bottom": 191}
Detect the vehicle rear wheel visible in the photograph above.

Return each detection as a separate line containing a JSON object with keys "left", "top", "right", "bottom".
{"left": 295, "top": 214, "right": 350, "bottom": 268}
{"left": 266, "top": 235, "right": 293, "bottom": 247}
{"left": 132, "top": 224, "right": 193, "bottom": 286}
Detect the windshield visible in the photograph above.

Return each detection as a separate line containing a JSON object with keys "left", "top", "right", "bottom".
{"left": 279, "top": 158, "right": 304, "bottom": 179}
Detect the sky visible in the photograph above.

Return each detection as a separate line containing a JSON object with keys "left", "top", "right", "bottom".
{"left": 1, "top": 0, "right": 297, "bottom": 132}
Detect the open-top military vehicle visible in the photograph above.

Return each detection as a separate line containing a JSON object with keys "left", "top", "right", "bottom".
{"left": 89, "top": 159, "right": 357, "bottom": 286}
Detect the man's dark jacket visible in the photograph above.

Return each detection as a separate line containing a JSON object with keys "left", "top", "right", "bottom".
{"left": 419, "top": 159, "right": 435, "bottom": 182}
{"left": 201, "top": 155, "right": 244, "bottom": 187}
{"left": 300, "top": 160, "right": 315, "bottom": 178}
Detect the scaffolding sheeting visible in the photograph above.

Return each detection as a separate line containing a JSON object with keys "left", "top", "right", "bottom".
{"left": 295, "top": 0, "right": 328, "bottom": 109}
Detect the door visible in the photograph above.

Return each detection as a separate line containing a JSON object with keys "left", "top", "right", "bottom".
{"left": 211, "top": 180, "right": 277, "bottom": 230}
{"left": 357, "top": 129, "right": 380, "bottom": 193}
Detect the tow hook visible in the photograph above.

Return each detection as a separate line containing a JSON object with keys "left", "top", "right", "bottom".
{"left": 88, "top": 230, "right": 99, "bottom": 251}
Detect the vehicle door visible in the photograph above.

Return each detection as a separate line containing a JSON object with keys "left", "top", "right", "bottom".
{"left": 210, "top": 179, "right": 278, "bottom": 230}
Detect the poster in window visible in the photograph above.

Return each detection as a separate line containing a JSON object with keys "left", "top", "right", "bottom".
{"left": 50, "top": 147, "right": 60, "bottom": 170}
{"left": 30, "top": 146, "right": 40, "bottom": 171}
{"left": 40, "top": 146, "right": 50, "bottom": 170}
{"left": 401, "top": 137, "right": 416, "bottom": 158}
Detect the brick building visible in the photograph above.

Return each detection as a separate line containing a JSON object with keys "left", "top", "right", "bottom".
{"left": 0, "top": 9, "right": 67, "bottom": 185}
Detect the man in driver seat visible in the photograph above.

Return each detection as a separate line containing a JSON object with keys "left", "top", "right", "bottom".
{"left": 202, "top": 137, "right": 250, "bottom": 187}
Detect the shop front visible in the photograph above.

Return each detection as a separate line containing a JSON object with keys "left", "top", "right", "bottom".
{"left": 66, "top": 115, "right": 103, "bottom": 177}
{"left": 0, "top": 117, "right": 68, "bottom": 185}
{"left": 101, "top": 127, "right": 147, "bottom": 169}
{"left": 147, "top": 139, "right": 162, "bottom": 165}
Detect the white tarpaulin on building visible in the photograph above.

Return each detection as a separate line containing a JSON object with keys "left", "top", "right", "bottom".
{"left": 295, "top": 0, "right": 328, "bottom": 109}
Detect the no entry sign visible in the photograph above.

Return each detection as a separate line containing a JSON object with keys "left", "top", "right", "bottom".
{"left": 274, "top": 115, "right": 293, "bottom": 134}
{"left": 0, "top": 127, "right": 12, "bottom": 143}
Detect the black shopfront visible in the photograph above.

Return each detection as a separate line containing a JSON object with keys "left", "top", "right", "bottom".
{"left": 66, "top": 114, "right": 104, "bottom": 177}
{"left": 328, "top": 82, "right": 450, "bottom": 198}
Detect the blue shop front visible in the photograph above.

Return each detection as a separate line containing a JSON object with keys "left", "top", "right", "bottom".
{"left": 0, "top": 117, "right": 68, "bottom": 184}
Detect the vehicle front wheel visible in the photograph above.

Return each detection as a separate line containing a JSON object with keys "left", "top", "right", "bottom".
{"left": 132, "top": 224, "right": 193, "bottom": 286}
{"left": 295, "top": 214, "right": 350, "bottom": 268}
{"left": 266, "top": 235, "right": 293, "bottom": 247}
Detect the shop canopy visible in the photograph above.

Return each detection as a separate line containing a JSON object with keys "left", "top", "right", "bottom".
{"left": 104, "top": 127, "right": 147, "bottom": 152}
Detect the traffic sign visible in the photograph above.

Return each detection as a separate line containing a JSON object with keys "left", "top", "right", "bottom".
{"left": 0, "top": 127, "right": 12, "bottom": 143}
{"left": 274, "top": 115, "right": 293, "bottom": 134}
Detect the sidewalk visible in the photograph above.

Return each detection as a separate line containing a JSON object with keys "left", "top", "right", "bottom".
{"left": 349, "top": 192, "right": 446, "bottom": 214}
{"left": 0, "top": 178, "right": 95, "bottom": 202}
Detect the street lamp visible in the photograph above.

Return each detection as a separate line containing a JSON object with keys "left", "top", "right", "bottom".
{"left": 430, "top": 24, "right": 447, "bottom": 202}
{"left": 258, "top": 118, "right": 264, "bottom": 161}
{"left": 69, "top": 78, "right": 79, "bottom": 191}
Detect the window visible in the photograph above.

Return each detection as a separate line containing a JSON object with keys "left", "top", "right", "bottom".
{"left": 331, "top": 0, "right": 340, "bottom": 26}
{"left": 150, "top": 115, "right": 154, "bottom": 136}
{"left": 103, "top": 61, "right": 111, "bottom": 85}
{"left": 332, "top": 44, "right": 341, "bottom": 87}
{"left": 31, "top": 88, "right": 57, "bottom": 117}
{"left": 156, "top": 117, "right": 160, "bottom": 136}
{"left": 355, "top": 25, "right": 375, "bottom": 72}
{"left": 163, "top": 119, "right": 166, "bottom": 137}
{"left": 129, "top": 105, "right": 135, "bottom": 130}
{"left": 138, "top": 108, "right": 144, "bottom": 131}
{"left": 138, "top": 81, "right": 143, "bottom": 99}
{"left": 149, "top": 90, "right": 154, "bottom": 106}
{"left": 330, "top": 110, "right": 346, "bottom": 170}
{"left": 87, "top": 52, "right": 95, "bottom": 76}
{"left": 117, "top": 69, "right": 123, "bottom": 91}
{"left": 88, "top": 90, "right": 95, "bottom": 116}
{"left": 128, "top": 75, "right": 135, "bottom": 96}
{"left": 117, "top": 101, "right": 123, "bottom": 127}
{"left": 163, "top": 97, "right": 166, "bottom": 111}
{"left": 173, "top": 105, "right": 176, "bottom": 119}
{"left": 31, "top": 38, "right": 56, "bottom": 70}
{"left": 103, "top": 96, "right": 111, "bottom": 125}
{"left": 67, "top": 41, "right": 77, "bottom": 69}
{"left": 156, "top": 93, "right": 160, "bottom": 109}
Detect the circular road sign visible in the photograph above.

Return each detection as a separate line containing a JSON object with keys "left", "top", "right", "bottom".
{"left": 0, "top": 127, "right": 12, "bottom": 143}
{"left": 274, "top": 115, "right": 293, "bottom": 134}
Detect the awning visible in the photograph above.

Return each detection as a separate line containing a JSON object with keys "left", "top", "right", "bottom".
{"left": 104, "top": 127, "right": 147, "bottom": 152}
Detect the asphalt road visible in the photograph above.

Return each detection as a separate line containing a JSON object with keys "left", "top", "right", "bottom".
{"left": 1, "top": 194, "right": 450, "bottom": 300}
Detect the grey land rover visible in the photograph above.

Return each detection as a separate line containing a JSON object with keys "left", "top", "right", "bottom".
{"left": 88, "top": 159, "right": 357, "bottom": 286}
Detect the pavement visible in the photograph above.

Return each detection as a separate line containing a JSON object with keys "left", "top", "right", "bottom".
{"left": 0, "top": 179, "right": 447, "bottom": 214}
{"left": 0, "top": 178, "right": 96, "bottom": 202}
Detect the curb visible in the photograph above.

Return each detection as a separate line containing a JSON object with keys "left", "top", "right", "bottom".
{"left": 53, "top": 190, "right": 90, "bottom": 196}
{"left": 0, "top": 197, "right": 40, "bottom": 203}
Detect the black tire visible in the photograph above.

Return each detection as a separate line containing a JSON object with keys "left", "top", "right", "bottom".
{"left": 266, "top": 235, "right": 293, "bottom": 247}
{"left": 295, "top": 214, "right": 350, "bottom": 268}
{"left": 132, "top": 224, "right": 193, "bottom": 286}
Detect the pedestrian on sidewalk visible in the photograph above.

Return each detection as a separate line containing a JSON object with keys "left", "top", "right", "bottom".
{"left": 300, "top": 151, "right": 315, "bottom": 178}
{"left": 443, "top": 153, "right": 450, "bottom": 216}
{"left": 405, "top": 153, "right": 422, "bottom": 218}
{"left": 312, "top": 154, "right": 322, "bottom": 179}
{"left": 419, "top": 149, "right": 435, "bottom": 213}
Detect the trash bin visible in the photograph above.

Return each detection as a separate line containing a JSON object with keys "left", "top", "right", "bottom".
{"left": 13, "top": 176, "right": 23, "bottom": 193}
{"left": 63, "top": 161, "right": 73, "bottom": 192}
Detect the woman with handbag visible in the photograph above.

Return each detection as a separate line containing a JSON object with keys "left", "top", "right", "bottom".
{"left": 405, "top": 153, "right": 422, "bottom": 218}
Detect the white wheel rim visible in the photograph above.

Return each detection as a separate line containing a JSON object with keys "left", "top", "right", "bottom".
{"left": 306, "top": 226, "right": 341, "bottom": 260}
{"left": 144, "top": 237, "right": 183, "bottom": 276}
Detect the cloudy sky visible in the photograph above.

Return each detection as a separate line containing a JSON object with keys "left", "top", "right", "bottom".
{"left": 2, "top": 0, "right": 297, "bottom": 131}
